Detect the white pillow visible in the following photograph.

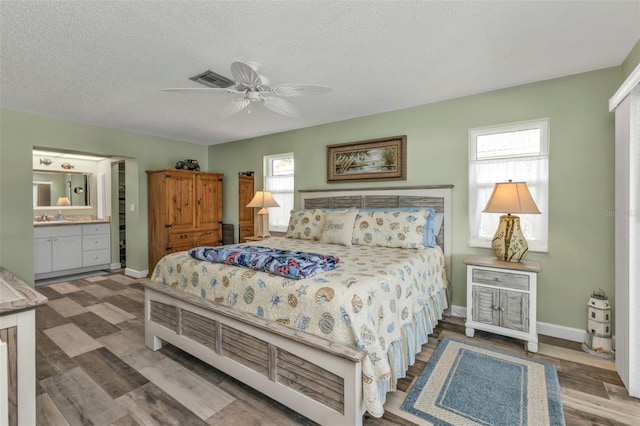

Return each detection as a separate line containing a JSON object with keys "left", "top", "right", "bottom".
{"left": 320, "top": 210, "right": 358, "bottom": 246}
{"left": 352, "top": 210, "right": 428, "bottom": 249}
{"left": 285, "top": 209, "right": 324, "bottom": 240}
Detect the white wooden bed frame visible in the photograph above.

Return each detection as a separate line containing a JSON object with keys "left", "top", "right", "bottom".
{"left": 143, "top": 186, "right": 452, "bottom": 425}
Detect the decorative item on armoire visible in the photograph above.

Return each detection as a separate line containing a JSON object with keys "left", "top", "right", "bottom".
{"left": 175, "top": 159, "right": 201, "bottom": 171}
{"left": 582, "top": 288, "right": 615, "bottom": 359}
{"left": 482, "top": 180, "right": 541, "bottom": 262}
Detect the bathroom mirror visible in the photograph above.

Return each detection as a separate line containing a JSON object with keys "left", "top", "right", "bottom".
{"left": 33, "top": 170, "right": 91, "bottom": 207}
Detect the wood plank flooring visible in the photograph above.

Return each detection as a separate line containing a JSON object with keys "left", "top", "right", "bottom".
{"left": 33, "top": 271, "right": 639, "bottom": 425}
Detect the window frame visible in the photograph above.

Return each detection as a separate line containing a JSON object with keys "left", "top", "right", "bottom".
{"left": 264, "top": 152, "right": 294, "bottom": 233}
{"left": 468, "top": 119, "right": 549, "bottom": 252}
{"left": 469, "top": 120, "right": 549, "bottom": 161}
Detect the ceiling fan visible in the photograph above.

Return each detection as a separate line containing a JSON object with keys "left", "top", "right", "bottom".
{"left": 163, "top": 61, "right": 333, "bottom": 118}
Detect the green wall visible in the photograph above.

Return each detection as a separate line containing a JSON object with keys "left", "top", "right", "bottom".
{"left": 0, "top": 110, "right": 209, "bottom": 284}
{"left": 208, "top": 67, "right": 621, "bottom": 331}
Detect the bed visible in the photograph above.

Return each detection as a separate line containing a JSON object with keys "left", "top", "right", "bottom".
{"left": 143, "top": 186, "right": 452, "bottom": 425}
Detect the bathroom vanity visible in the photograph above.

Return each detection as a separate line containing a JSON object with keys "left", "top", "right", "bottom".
{"left": 34, "top": 217, "right": 111, "bottom": 281}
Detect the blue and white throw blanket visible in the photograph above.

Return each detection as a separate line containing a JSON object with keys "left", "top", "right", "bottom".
{"left": 188, "top": 245, "right": 340, "bottom": 280}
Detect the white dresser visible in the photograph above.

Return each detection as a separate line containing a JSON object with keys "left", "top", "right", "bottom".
{"left": 464, "top": 255, "right": 541, "bottom": 353}
{"left": 0, "top": 268, "right": 48, "bottom": 425}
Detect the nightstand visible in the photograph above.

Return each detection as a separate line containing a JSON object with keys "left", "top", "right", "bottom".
{"left": 463, "top": 255, "right": 541, "bottom": 352}
{"left": 244, "top": 236, "right": 270, "bottom": 242}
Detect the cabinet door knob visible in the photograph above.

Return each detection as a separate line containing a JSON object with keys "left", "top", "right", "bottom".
{"left": 494, "top": 277, "right": 501, "bottom": 282}
{"left": 493, "top": 305, "right": 500, "bottom": 310}
{"left": 180, "top": 234, "right": 188, "bottom": 239}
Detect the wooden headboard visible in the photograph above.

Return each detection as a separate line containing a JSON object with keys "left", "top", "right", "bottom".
{"left": 299, "top": 186, "right": 453, "bottom": 281}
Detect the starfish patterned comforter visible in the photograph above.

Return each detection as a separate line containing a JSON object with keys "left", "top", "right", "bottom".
{"left": 151, "top": 236, "right": 448, "bottom": 418}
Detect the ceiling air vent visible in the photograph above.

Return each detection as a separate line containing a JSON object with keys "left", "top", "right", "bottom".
{"left": 189, "top": 70, "right": 235, "bottom": 88}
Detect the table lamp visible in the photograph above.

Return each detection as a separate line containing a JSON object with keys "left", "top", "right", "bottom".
{"left": 483, "top": 180, "right": 541, "bottom": 262}
{"left": 246, "top": 190, "right": 280, "bottom": 238}
{"left": 56, "top": 197, "right": 71, "bottom": 206}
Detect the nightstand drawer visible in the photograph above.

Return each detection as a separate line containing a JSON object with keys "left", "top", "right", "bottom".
{"left": 472, "top": 268, "right": 529, "bottom": 291}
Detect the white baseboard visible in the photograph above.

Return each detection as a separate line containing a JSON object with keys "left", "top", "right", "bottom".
{"left": 125, "top": 268, "right": 148, "bottom": 279}
{"left": 450, "top": 304, "right": 587, "bottom": 343}
{"left": 537, "top": 321, "right": 586, "bottom": 343}
{"left": 449, "top": 305, "right": 467, "bottom": 318}
{"left": 109, "top": 262, "right": 121, "bottom": 270}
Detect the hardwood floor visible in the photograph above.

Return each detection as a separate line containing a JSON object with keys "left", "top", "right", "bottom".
{"left": 33, "top": 271, "right": 639, "bottom": 425}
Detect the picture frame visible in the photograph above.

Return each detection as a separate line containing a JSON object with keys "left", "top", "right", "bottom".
{"left": 327, "top": 135, "right": 407, "bottom": 182}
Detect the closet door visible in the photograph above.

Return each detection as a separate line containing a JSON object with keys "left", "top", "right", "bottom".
{"left": 614, "top": 85, "right": 640, "bottom": 398}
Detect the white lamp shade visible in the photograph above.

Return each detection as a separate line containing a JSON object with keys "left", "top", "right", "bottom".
{"left": 482, "top": 180, "right": 541, "bottom": 214}
{"left": 246, "top": 191, "right": 280, "bottom": 209}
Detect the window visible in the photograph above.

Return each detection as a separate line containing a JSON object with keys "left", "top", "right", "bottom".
{"left": 264, "top": 153, "right": 294, "bottom": 233}
{"left": 469, "top": 119, "right": 549, "bottom": 252}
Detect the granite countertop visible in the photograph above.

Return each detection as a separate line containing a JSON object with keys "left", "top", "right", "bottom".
{"left": 33, "top": 215, "right": 110, "bottom": 227}
{"left": 0, "top": 267, "right": 48, "bottom": 315}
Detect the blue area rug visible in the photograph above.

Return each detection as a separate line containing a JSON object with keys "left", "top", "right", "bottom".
{"left": 401, "top": 337, "right": 565, "bottom": 426}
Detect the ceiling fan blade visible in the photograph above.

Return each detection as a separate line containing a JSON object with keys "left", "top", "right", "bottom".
{"left": 260, "top": 97, "right": 300, "bottom": 117}
{"left": 271, "top": 84, "right": 333, "bottom": 97}
{"left": 230, "top": 61, "right": 263, "bottom": 88}
{"left": 219, "top": 98, "right": 250, "bottom": 118}
{"left": 162, "top": 87, "right": 243, "bottom": 94}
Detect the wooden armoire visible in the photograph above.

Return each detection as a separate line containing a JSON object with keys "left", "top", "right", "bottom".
{"left": 147, "top": 169, "right": 223, "bottom": 273}
{"left": 238, "top": 175, "right": 255, "bottom": 243}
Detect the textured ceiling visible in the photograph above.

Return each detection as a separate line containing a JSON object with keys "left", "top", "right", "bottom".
{"left": 1, "top": 1, "right": 639, "bottom": 146}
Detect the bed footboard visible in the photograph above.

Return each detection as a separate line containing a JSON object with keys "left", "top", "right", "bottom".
{"left": 143, "top": 281, "right": 367, "bottom": 425}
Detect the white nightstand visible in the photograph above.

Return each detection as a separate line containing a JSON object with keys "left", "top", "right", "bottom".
{"left": 463, "top": 255, "right": 541, "bottom": 353}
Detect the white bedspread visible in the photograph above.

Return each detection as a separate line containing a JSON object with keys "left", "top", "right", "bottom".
{"left": 151, "top": 237, "right": 448, "bottom": 417}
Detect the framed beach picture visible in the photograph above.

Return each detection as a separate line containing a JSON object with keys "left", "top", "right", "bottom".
{"left": 327, "top": 135, "right": 407, "bottom": 182}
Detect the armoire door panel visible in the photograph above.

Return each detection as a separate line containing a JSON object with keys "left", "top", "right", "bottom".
{"left": 166, "top": 173, "right": 196, "bottom": 230}
{"left": 196, "top": 175, "right": 222, "bottom": 229}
